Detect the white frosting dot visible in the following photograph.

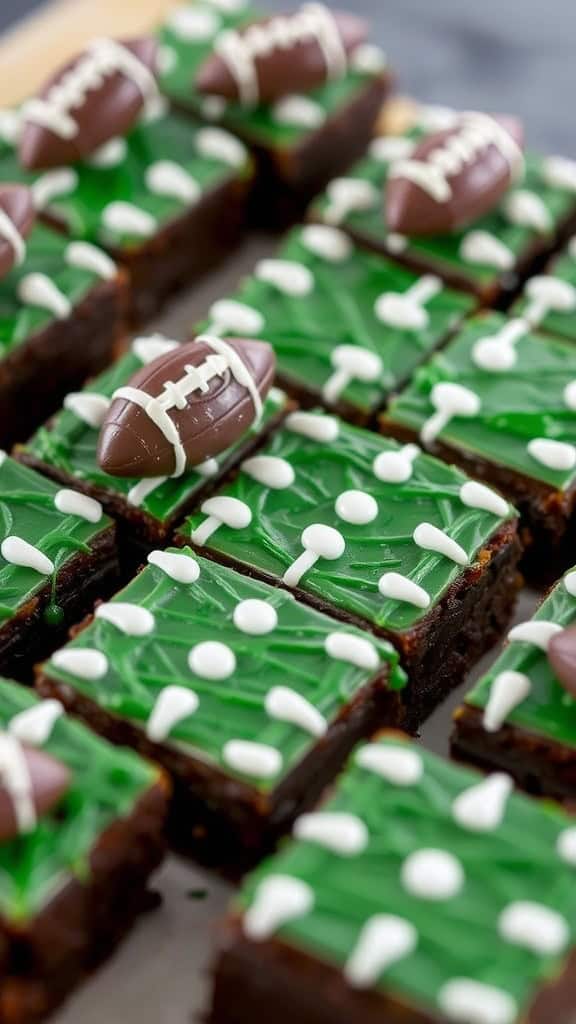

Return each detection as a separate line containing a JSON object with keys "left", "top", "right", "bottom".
{"left": 483, "top": 671, "right": 532, "bottom": 733}
{"left": 345, "top": 915, "right": 417, "bottom": 989}
{"left": 265, "top": 686, "right": 327, "bottom": 738}
{"left": 189, "top": 640, "right": 236, "bottom": 680}
{"left": 565, "top": 570, "right": 576, "bottom": 597}
{"left": 146, "top": 161, "right": 201, "bottom": 205}
{"left": 88, "top": 137, "right": 127, "bottom": 168}
{"left": 438, "top": 979, "right": 517, "bottom": 1024}
{"left": 564, "top": 380, "right": 576, "bottom": 411}
{"left": 300, "top": 224, "right": 352, "bottom": 263}
{"left": 413, "top": 522, "right": 468, "bottom": 566}
{"left": 528, "top": 438, "right": 576, "bottom": 472}
{"left": 508, "top": 620, "right": 562, "bottom": 651}
{"left": 54, "top": 489, "right": 103, "bottom": 523}
{"left": 324, "top": 632, "right": 380, "bottom": 671}
{"left": 504, "top": 189, "right": 551, "bottom": 233}
{"left": 335, "top": 490, "right": 378, "bottom": 525}
{"left": 401, "top": 848, "right": 464, "bottom": 901}
{"left": 51, "top": 648, "right": 108, "bottom": 680}
{"left": 65, "top": 241, "right": 116, "bottom": 280}
{"left": 233, "top": 599, "right": 278, "bottom": 635}
{"left": 452, "top": 773, "right": 513, "bottom": 833}
{"left": 557, "top": 827, "right": 576, "bottom": 866}
{"left": 241, "top": 455, "right": 295, "bottom": 490}
{"left": 460, "top": 231, "right": 514, "bottom": 270}
{"left": 102, "top": 201, "right": 157, "bottom": 238}
{"left": 9, "top": 699, "right": 64, "bottom": 747}
{"left": 223, "top": 739, "right": 282, "bottom": 779}
{"left": 255, "top": 258, "right": 314, "bottom": 296}
{"left": 356, "top": 744, "right": 423, "bottom": 786}
{"left": 273, "top": 94, "right": 325, "bottom": 128}
{"left": 459, "top": 481, "right": 509, "bottom": 518}
{"left": 373, "top": 444, "right": 420, "bottom": 484}
{"left": 294, "top": 812, "right": 368, "bottom": 856}
{"left": 244, "top": 875, "right": 313, "bottom": 940}
{"left": 378, "top": 572, "right": 430, "bottom": 609}
{"left": 147, "top": 550, "right": 200, "bottom": 584}
{"left": 209, "top": 298, "right": 264, "bottom": 336}
{"left": 96, "top": 602, "right": 155, "bottom": 636}
{"left": 498, "top": 901, "right": 569, "bottom": 955}
{"left": 1, "top": 537, "right": 54, "bottom": 576}
{"left": 64, "top": 392, "right": 110, "bottom": 428}
{"left": 543, "top": 155, "right": 576, "bottom": 192}
{"left": 146, "top": 685, "right": 199, "bottom": 742}
{"left": 132, "top": 334, "right": 180, "bottom": 364}
{"left": 166, "top": 4, "right": 220, "bottom": 39}
{"left": 196, "top": 127, "right": 247, "bottom": 168}
{"left": 285, "top": 411, "right": 339, "bottom": 442}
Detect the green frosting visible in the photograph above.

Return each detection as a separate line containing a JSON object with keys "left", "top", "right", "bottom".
{"left": 312, "top": 129, "right": 576, "bottom": 292}
{"left": 199, "top": 226, "right": 474, "bottom": 415}
{"left": 0, "top": 109, "right": 251, "bottom": 249}
{"left": 182, "top": 412, "right": 515, "bottom": 632}
{"left": 466, "top": 567, "right": 576, "bottom": 748}
{"left": 0, "top": 455, "right": 112, "bottom": 626}
{"left": 24, "top": 338, "right": 286, "bottom": 530}
{"left": 0, "top": 222, "right": 115, "bottom": 358}
{"left": 45, "top": 549, "right": 405, "bottom": 792}
{"left": 513, "top": 239, "right": 576, "bottom": 343}
{"left": 387, "top": 311, "right": 576, "bottom": 490}
{"left": 158, "top": 2, "right": 385, "bottom": 150}
{"left": 240, "top": 736, "right": 576, "bottom": 1019}
{"left": 0, "top": 677, "right": 156, "bottom": 922}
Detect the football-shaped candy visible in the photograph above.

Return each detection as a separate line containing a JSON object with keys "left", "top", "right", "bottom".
{"left": 19, "top": 36, "right": 159, "bottom": 171}
{"left": 0, "top": 738, "right": 70, "bottom": 841}
{"left": 0, "top": 184, "right": 35, "bottom": 280}
{"left": 548, "top": 625, "right": 576, "bottom": 698}
{"left": 386, "top": 113, "right": 524, "bottom": 237}
{"left": 98, "top": 336, "right": 276, "bottom": 479}
{"left": 196, "top": 5, "right": 367, "bottom": 106}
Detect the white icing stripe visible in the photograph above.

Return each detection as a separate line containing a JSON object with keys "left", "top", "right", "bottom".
{"left": 255, "top": 258, "right": 314, "bottom": 296}
{"left": 0, "top": 208, "right": 26, "bottom": 266}
{"left": 54, "top": 489, "right": 103, "bottom": 523}
{"left": 265, "top": 686, "right": 327, "bottom": 737}
{"left": 1, "top": 536, "right": 54, "bottom": 575}
{"left": 195, "top": 126, "right": 247, "bottom": 167}
{"left": 345, "top": 916, "right": 417, "bottom": 989}
{"left": 324, "top": 632, "right": 379, "bottom": 671}
{"left": 241, "top": 455, "right": 295, "bottom": 489}
{"left": 147, "top": 549, "right": 200, "bottom": 584}
{"left": 375, "top": 275, "right": 442, "bottom": 331}
{"left": 18, "top": 273, "right": 71, "bottom": 319}
{"left": 9, "top": 700, "right": 64, "bottom": 746}
{"left": 413, "top": 522, "right": 468, "bottom": 565}
{"left": 244, "top": 876, "right": 314, "bottom": 939}
{"left": 113, "top": 385, "right": 188, "bottom": 477}
{"left": 378, "top": 572, "right": 430, "bottom": 609}
{"left": 323, "top": 345, "right": 382, "bottom": 404}
{"left": 452, "top": 773, "right": 513, "bottom": 832}
{"left": 283, "top": 524, "right": 345, "bottom": 588}
{"left": 483, "top": 671, "right": 531, "bottom": 732}
{"left": 233, "top": 599, "right": 278, "bottom": 635}
{"left": 527, "top": 438, "right": 576, "bottom": 472}
{"left": 189, "top": 640, "right": 236, "bottom": 680}
{"left": 146, "top": 161, "right": 201, "bottom": 204}
{"left": 103, "top": 201, "right": 157, "bottom": 238}
{"left": 498, "top": 902, "right": 569, "bottom": 956}
{"left": 508, "top": 620, "right": 562, "bottom": 651}
{"left": 200, "top": 334, "right": 264, "bottom": 423}
{"left": 285, "top": 410, "right": 339, "bottom": 442}
{"left": 95, "top": 602, "right": 155, "bottom": 636}
{"left": 401, "top": 848, "right": 464, "bottom": 900}
{"left": 421, "top": 382, "right": 481, "bottom": 446}
{"left": 191, "top": 496, "right": 252, "bottom": 546}
{"left": 22, "top": 37, "right": 159, "bottom": 140}
{"left": 294, "top": 812, "right": 368, "bottom": 855}
{"left": 438, "top": 980, "right": 517, "bottom": 1024}
{"left": 335, "top": 489, "right": 378, "bottom": 525}
{"left": 146, "top": 686, "right": 199, "bottom": 741}
{"left": 64, "top": 391, "right": 110, "bottom": 428}
{"left": 223, "top": 739, "right": 282, "bottom": 778}
{"left": 459, "top": 481, "right": 509, "bottom": 517}
{"left": 0, "top": 734, "right": 36, "bottom": 834}
{"left": 65, "top": 241, "right": 116, "bottom": 280}
{"left": 32, "top": 169, "right": 78, "bottom": 210}
{"left": 355, "top": 744, "right": 423, "bottom": 785}
{"left": 127, "top": 476, "right": 167, "bottom": 507}
{"left": 373, "top": 444, "right": 420, "bottom": 484}
{"left": 51, "top": 648, "right": 108, "bottom": 680}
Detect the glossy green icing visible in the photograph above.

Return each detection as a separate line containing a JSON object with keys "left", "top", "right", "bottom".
{"left": 158, "top": 3, "right": 385, "bottom": 149}
{"left": 199, "top": 226, "right": 474, "bottom": 415}
{"left": 313, "top": 135, "right": 576, "bottom": 292}
{"left": 0, "top": 677, "right": 156, "bottom": 922}
{"left": 240, "top": 736, "right": 576, "bottom": 1018}
{"left": 388, "top": 311, "right": 576, "bottom": 490}
{"left": 24, "top": 341, "right": 286, "bottom": 530}
{"left": 0, "top": 456, "right": 111, "bottom": 625}
{"left": 45, "top": 549, "right": 405, "bottom": 791}
{"left": 0, "top": 222, "right": 115, "bottom": 358}
{"left": 514, "top": 240, "right": 576, "bottom": 343}
{"left": 466, "top": 567, "right": 576, "bottom": 748}
{"left": 0, "top": 110, "right": 251, "bottom": 249}
{"left": 182, "top": 413, "right": 515, "bottom": 632}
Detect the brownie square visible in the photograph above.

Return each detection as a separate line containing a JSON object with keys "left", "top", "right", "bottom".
{"left": 37, "top": 549, "right": 405, "bottom": 875}
{"left": 209, "top": 733, "right": 576, "bottom": 1024}
{"left": 384, "top": 311, "right": 576, "bottom": 581}
{"left": 0, "top": 107, "right": 253, "bottom": 323}
{"left": 0, "top": 677, "right": 167, "bottom": 1024}
{"left": 178, "top": 410, "right": 520, "bottom": 722}
{"left": 158, "top": 3, "right": 390, "bottom": 226}
{"left": 0, "top": 221, "right": 125, "bottom": 448}
{"left": 0, "top": 455, "right": 118, "bottom": 681}
{"left": 512, "top": 236, "right": 576, "bottom": 343}
{"left": 18, "top": 333, "right": 288, "bottom": 568}
{"left": 453, "top": 565, "right": 576, "bottom": 801}
{"left": 199, "top": 224, "right": 475, "bottom": 423}
{"left": 311, "top": 116, "right": 576, "bottom": 302}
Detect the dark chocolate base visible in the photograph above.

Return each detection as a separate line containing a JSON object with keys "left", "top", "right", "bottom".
{"left": 0, "top": 526, "right": 119, "bottom": 684}
{"left": 0, "top": 277, "right": 126, "bottom": 449}
{"left": 0, "top": 780, "right": 167, "bottom": 1024}
{"left": 36, "top": 666, "right": 403, "bottom": 879}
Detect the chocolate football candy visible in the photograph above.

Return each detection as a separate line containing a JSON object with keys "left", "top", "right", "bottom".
{"left": 548, "top": 625, "right": 576, "bottom": 698}
{"left": 0, "top": 736, "right": 70, "bottom": 841}
{"left": 386, "top": 113, "right": 525, "bottom": 237}
{"left": 98, "top": 335, "right": 276, "bottom": 479}
{"left": 0, "top": 184, "right": 35, "bottom": 280}
{"left": 196, "top": 4, "right": 367, "bottom": 106}
{"left": 19, "top": 37, "right": 159, "bottom": 171}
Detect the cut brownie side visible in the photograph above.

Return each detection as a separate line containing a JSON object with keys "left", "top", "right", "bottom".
{"left": 19, "top": 333, "right": 289, "bottom": 570}
{"left": 0, "top": 456, "right": 118, "bottom": 681}
{"left": 178, "top": 411, "right": 520, "bottom": 723}
{"left": 37, "top": 549, "right": 406, "bottom": 876}
{"left": 209, "top": 734, "right": 576, "bottom": 1024}
{"left": 0, "top": 222, "right": 126, "bottom": 447}
{"left": 199, "top": 225, "right": 475, "bottom": 423}
{"left": 384, "top": 311, "right": 576, "bottom": 582}
{"left": 311, "top": 114, "right": 576, "bottom": 303}
{"left": 0, "top": 678, "right": 167, "bottom": 1024}
{"left": 453, "top": 566, "right": 576, "bottom": 801}
{"left": 512, "top": 235, "right": 576, "bottom": 343}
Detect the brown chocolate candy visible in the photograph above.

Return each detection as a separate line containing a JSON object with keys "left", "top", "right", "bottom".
{"left": 98, "top": 336, "right": 276, "bottom": 479}
{"left": 0, "top": 184, "right": 35, "bottom": 280}
{"left": 19, "top": 37, "right": 159, "bottom": 171}
{"left": 386, "top": 113, "right": 524, "bottom": 237}
{"left": 0, "top": 739, "right": 70, "bottom": 841}
{"left": 196, "top": 7, "right": 367, "bottom": 105}
{"left": 548, "top": 625, "right": 576, "bottom": 698}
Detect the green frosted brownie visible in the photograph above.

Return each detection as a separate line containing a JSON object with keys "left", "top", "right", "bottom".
{"left": 453, "top": 565, "right": 576, "bottom": 801}
{"left": 200, "top": 224, "right": 475, "bottom": 421}
{"left": 384, "top": 311, "right": 576, "bottom": 580}
{"left": 38, "top": 549, "right": 405, "bottom": 873}
{"left": 311, "top": 114, "right": 576, "bottom": 302}
{"left": 0, "top": 454, "right": 117, "bottom": 680}
{"left": 20, "top": 333, "right": 288, "bottom": 558}
{"left": 209, "top": 734, "right": 576, "bottom": 1024}
{"left": 0, "top": 677, "right": 166, "bottom": 1023}
{"left": 179, "top": 410, "right": 520, "bottom": 719}
{"left": 512, "top": 236, "right": 576, "bottom": 343}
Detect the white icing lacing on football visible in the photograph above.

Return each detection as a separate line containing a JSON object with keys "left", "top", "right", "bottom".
{"left": 9, "top": 699, "right": 65, "bottom": 746}
{"left": 0, "top": 208, "right": 27, "bottom": 267}
{"left": 389, "top": 112, "right": 523, "bottom": 204}
{"left": 420, "top": 382, "right": 481, "bottom": 446}
{"left": 483, "top": 670, "right": 532, "bottom": 732}
{"left": 18, "top": 274, "right": 71, "bottom": 319}
{"left": 1, "top": 536, "right": 54, "bottom": 575}
{"left": 283, "top": 523, "right": 345, "bottom": 588}
{"left": 63, "top": 391, "right": 110, "bottom": 428}
{"left": 522, "top": 274, "right": 576, "bottom": 326}
{"left": 215, "top": 3, "right": 348, "bottom": 106}
{"left": 471, "top": 318, "right": 527, "bottom": 373}
{"left": 344, "top": 916, "right": 417, "bottom": 989}
{"left": 22, "top": 37, "right": 159, "bottom": 140}
{"left": 323, "top": 345, "right": 382, "bottom": 404}
{"left": 375, "top": 275, "right": 442, "bottom": 331}
{"left": 0, "top": 734, "right": 37, "bottom": 835}
{"left": 191, "top": 495, "right": 252, "bottom": 546}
